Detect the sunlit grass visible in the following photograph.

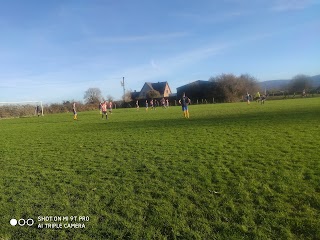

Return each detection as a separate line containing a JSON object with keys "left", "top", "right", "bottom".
{"left": 0, "top": 98, "right": 319, "bottom": 239}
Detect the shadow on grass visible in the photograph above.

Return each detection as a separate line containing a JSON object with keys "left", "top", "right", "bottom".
{"left": 81, "top": 108, "right": 320, "bottom": 132}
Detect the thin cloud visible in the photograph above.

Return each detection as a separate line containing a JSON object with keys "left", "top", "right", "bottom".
{"left": 270, "top": 0, "right": 316, "bottom": 11}
{"left": 112, "top": 30, "right": 277, "bottom": 90}
{"left": 111, "top": 43, "right": 229, "bottom": 89}
{"left": 0, "top": 30, "right": 277, "bottom": 102}
{"left": 172, "top": 10, "right": 251, "bottom": 24}
{"left": 150, "top": 59, "right": 159, "bottom": 70}
{"left": 93, "top": 32, "right": 189, "bottom": 43}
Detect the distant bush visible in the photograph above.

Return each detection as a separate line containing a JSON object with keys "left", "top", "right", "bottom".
{"left": 0, "top": 102, "right": 102, "bottom": 118}
{"left": 0, "top": 105, "right": 37, "bottom": 118}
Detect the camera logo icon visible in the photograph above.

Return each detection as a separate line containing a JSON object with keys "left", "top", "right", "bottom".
{"left": 10, "top": 218, "right": 34, "bottom": 226}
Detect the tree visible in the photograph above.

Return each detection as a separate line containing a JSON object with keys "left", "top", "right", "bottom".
{"left": 238, "top": 74, "right": 260, "bottom": 95}
{"left": 177, "top": 81, "right": 215, "bottom": 101}
{"left": 210, "top": 73, "right": 239, "bottom": 102}
{"left": 209, "top": 73, "right": 260, "bottom": 102}
{"left": 147, "top": 90, "right": 161, "bottom": 99}
{"left": 124, "top": 90, "right": 132, "bottom": 102}
{"left": 106, "top": 95, "right": 114, "bottom": 102}
{"left": 288, "top": 74, "right": 312, "bottom": 94}
{"left": 84, "top": 88, "right": 103, "bottom": 104}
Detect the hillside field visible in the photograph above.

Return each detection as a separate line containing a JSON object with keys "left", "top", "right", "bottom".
{"left": 0, "top": 98, "right": 319, "bottom": 239}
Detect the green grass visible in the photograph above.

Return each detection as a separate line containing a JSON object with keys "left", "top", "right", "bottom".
{"left": 0, "top": 98, "right": 319, "bottom": 239}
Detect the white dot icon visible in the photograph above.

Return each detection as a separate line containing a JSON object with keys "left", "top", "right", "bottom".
{"left": 10, "top": 219, "right": 17, "bottom": 226}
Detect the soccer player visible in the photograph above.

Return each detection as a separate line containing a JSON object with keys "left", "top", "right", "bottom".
{"left": 99, "top": 102, "right": 102, "bottom": 114}
{"left": 36, "top": 105, "right": 41, "bottom": 117}
{"left": 150, "top": 99, "right": 154, "bottom": 110}
{"left": 101, "top": 101, "right": 108, "bottom": 119}
{"left": 255, "top": 92, "right": 260, "bottom": 102}
{"left": 108, "top": 101, "right": 113, "bottom": 114}
{"left": 246, "top": 93, "right": 251, "bottom": 104}
{"left": 161, "top": 98, "right": 166, "bottom": 108}
{"left": 136, "top": 100, "right": 139, "bottom": 110}
{"left": 179, "top": 92, "right": 191, "bottom": 118}
{"left": 145, "top": 100, "right": 148, "bottom": 111}
{"left": 73, "top": 102, "right": 77, "bottom": 120}
{"left": 260, "top": 94, "right": 266, "bottom": 104}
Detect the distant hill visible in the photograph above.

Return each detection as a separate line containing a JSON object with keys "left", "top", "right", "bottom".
{"left": 259, "top": 74, "right": 320, "bottom": 90}
{"left": 311, "top": 74, "right": 320, "bottom": 86}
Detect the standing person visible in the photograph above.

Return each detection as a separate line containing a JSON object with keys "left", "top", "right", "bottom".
{"left": 260, "top": 94, "right": 266, "bottom": 104}
{"left": 255, "top": 92, "right": 260, "bottom": 102}
{"left": 36, "top": 105, "right": 41, "bottom": 117}
{"left": 73, "top": 102, "right": 77, "bottom": 120}
{"left": 101, "top": 101, "right": 108, "bottom": 119}
{"left": 145, "top": 100, "right": 148, "bottom": 111}
{"left": 136, "top": 100, "right": 139, "bottom": 110}
{"left": 150, "top": 99, "right": 154, "bottom": 110}
{"left": 109, "top": 101, "right": 113, "bottom": 114}
{"left": 154, "top": 100, "right": 157, "bottom": 110}
{"left": 99, "top": 102, "right": 102, "bottom": 115}
{"left": 166, "top": 99, "right": 169, "bottom": 108}
{"left": 179, "top": 92, "right": 191, "bottom": 118}
{"left": 161, "top": 98, "right": 166, "bottom": 108}
{"left": 246, "top": 93, "right": 251, "bottom": 104}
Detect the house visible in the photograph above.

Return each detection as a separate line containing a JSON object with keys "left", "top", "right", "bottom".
{"left": 176, "top": 80, "right": 214, "bottom": 99}
{"left": 130, "top": 90, "right": 140, "bottom": 100}
{"left": 132, "top": 81, "right": 172, "bottom": 100}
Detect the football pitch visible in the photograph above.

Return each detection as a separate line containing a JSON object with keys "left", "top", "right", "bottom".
{"left": 1, "top": 98, "right": 319, "bottom": 239}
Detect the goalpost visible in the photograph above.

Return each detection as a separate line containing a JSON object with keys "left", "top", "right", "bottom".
{"left": 0, "top": 101, "right": 44, "bottom": 118}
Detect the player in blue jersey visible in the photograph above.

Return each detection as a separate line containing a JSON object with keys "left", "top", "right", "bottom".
{"left": 179, "top": 93, "right": 191, "bottom": 118}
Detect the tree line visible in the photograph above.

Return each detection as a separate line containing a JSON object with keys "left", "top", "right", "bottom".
{"left": 177, "top": 73, "right": 317, "bottom": 103}
{"left": 82, "top": 73, "right": 318, "bottom": 106}
{"left": 0, "top": 73, "right": 317, "bottom": 118}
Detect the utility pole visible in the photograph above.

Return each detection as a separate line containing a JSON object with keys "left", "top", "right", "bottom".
{"left": 121, "top": 77, "right": 125, "bottom": 102}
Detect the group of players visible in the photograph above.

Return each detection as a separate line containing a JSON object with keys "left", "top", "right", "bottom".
{"left": 99, "top": 101, "right": 113, "bottom": 119}
{"left": 246, "top": 92, "right": 267, "bottom": 105}
{"left": 72, "top": 93, "right": 192, "bottom": 120}
{"left": 136, "top": 98, "right": 170, "bottom": 111}
{"left": 135, "top": 94, "right": 191, "bottom": 118}
{"left": 72, "top": 91, "right": 270, "bottom": 120}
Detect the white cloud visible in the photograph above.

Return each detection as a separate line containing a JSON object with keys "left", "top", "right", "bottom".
{"left": 150, "top": 59, "right": 159, "bottom": 70}
{"left": 92, "top": 32, "right": 189, "bottom": 43}
{"left": 172, "top": 10, "right": 251, "bottom": 24}
{"left": 109, "top": 30, "right": 277, "bottom": 91}
{"left": 0, "top": 29, "right": 278, "bottom": 102}
{"left": 270, "top": 0, "right": 316, "bottom": 11}
{"left": 107, "top": 43, "right": 229, "bottom": 91}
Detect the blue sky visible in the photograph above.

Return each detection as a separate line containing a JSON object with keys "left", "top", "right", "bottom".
{"left": 0, "top": 0, "right": 319, "bottom": 103}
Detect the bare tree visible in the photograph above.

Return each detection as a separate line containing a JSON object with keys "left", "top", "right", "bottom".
{"left": 124, "top": 90, "right": 132, "bottom": 102}
{"left": 84, "top": 88, "right": 103, "bottom": 104}
{"left": 106, "top": 95, "right": 114, "bottom": 102}
{"left": 288, "top": 74, "right": 312, "bottom": 94}
{"left": 147, "top": 90, "right": 161, "bottom": 99}
{"left": 239, "top": 74, "right": 260, "bottom": 95}
{"left": 210, "top": 73, "right": 260, "bottom": 102}
{"left": 210, "top": 73, "right": 239, "bottom": 102}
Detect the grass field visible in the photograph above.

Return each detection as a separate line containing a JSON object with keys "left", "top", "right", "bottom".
{"left": 1, "top": 98, "right": 319, "bottom": 239}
